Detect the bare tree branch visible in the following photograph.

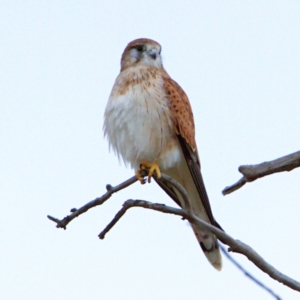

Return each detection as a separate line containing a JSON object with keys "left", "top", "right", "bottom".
{"left": 223, "top": 150, "right": 300, "bottom": 195}
{"left": 47, "top": 171, "right": 147, "bottom": 229}
{"left": 98, "top": 198, "right": 300, "bottom": 293}
{"left": 47, "top": 171, "right": 190, "bottom": 229}
{"left": 48, "top": 171, "right": 300, "bottom": 294}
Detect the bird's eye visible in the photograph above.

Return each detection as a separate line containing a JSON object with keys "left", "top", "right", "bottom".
{"left": 136, "top": 45, "right": 145, "bottom": 52}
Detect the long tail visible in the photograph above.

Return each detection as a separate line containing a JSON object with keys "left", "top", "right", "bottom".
{"left": 183, "top": 164, "right": 222, "bottom": 270}
{"left": 160, "top": 160, "right": 222, "bottom": 270}
{"left": 191, "top": 223, "right": 222, "bottom": 270}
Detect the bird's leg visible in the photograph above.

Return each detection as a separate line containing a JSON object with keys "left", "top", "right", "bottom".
{"left": 136, "top": 161, "right": 161, "bottom": 184}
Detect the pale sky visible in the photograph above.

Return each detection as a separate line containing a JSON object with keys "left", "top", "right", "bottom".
{"left": 1, "top": 1, "right": 300, "bottom": 299}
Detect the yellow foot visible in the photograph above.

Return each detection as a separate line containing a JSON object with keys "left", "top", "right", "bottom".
{"left": 137, "top": 161, "right": 161, "bottom": 183}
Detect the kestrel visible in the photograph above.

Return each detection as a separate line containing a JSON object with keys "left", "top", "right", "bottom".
{"left": 104, "top": 38, "right": 222, "bottom": 270}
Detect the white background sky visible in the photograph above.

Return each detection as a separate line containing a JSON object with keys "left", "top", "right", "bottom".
{"left": 1, "top": 1, "right": 300, "bottom": 299}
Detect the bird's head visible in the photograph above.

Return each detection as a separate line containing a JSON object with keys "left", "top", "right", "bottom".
{"left": 120, "top": 38, "right": 163, "bottom": 71}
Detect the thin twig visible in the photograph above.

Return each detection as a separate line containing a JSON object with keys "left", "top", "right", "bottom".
{"left": 47, "top": 172, "right": 146, "bottom": 229}
{"left": 223, "top": 150, "right": 300, "bottom": 195}
{"left": 98, "top": 199, "right": 300, "bottom": 293}
{"left": 222, "top": 178, "right": 246, "bottom": 195}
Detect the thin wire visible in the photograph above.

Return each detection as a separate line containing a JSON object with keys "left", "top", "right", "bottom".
{"left": 219, "top": 243, "right": 282, "bottom": 300}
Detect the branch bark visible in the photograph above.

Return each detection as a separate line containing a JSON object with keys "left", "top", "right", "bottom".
{"left": 222, "top": 150, "right": 300, "bottom": 195}
{"left": 97, "top": 199, "right": 299, "bottom": 292}
{"left": 48, "top": 172, "right": 300, "bottom": 294}
{"left": 47, "top": 171, "right": 147, "bottom": 229}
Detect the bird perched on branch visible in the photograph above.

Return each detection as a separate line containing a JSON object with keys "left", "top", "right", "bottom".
{"left": 104, "top": 38, "right": 222, "bottom": 270}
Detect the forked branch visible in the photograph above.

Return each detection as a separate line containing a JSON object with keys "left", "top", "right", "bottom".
{"left": 97, "top": 199, "right": 299, "bottom": 293}
{"left": 47, "top": 171, "right": 300, "bottom": 294}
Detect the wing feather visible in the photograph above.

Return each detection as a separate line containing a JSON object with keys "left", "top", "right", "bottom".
{"left": 162, "top": 73, "right": 222, "bottom": 230}
{"left": 154, "top": 178, "right": 182, "bottom": 208}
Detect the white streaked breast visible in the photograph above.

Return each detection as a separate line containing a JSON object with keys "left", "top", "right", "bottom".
{"left": 104, "top": 68, "right": 182, "bottom": 171}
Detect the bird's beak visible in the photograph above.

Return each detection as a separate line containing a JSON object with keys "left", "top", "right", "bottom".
{"left": 148, "top": 49, "right": 157, "bottom": 60}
